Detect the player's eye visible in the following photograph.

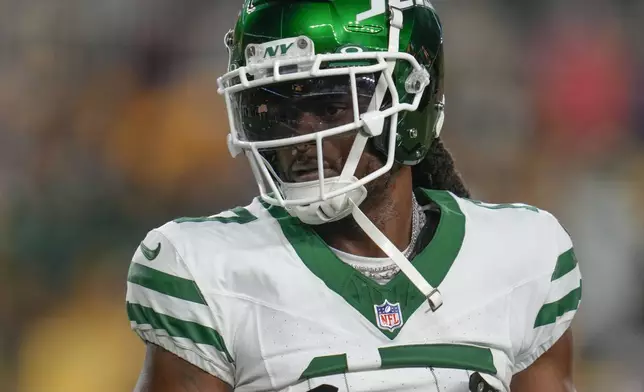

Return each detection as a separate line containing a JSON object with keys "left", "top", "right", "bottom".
{"left": 323, "top": 103, "right": 348, "bottom": 117}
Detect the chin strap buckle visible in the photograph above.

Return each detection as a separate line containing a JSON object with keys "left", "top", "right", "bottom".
{"left": 426, "top": 288, "right": 443, "bottom": 312}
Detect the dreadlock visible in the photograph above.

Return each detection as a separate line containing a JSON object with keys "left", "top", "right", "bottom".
{"left": 411, "top": 137, "right": 471, "bottom": 198}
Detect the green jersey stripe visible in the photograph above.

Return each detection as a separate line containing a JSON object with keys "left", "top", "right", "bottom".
{"left": 534, "top": 281, "right": 582, "bottom": 328}
{"left": 300, "top": 344, "right": 496, "bottom": 381}
{"left": 127, "top": 302, "right": 233, "bottom": 363}
{"left": 174, "top": 207, "right": 257, "bottom": 224}
{"left": 126, "top": 282, "right": 213, "bottom": 327}
{"left": 379, "top": 344, "right": 497, "bottom": 375}
{"left": 551, "top": 248, "right": 578, "bottom": 281}
{"left": 299, "top": 354, "right": 348, "bottom": 380}
{"left": 127, "top": 263, "right": 206, "bottom": 305}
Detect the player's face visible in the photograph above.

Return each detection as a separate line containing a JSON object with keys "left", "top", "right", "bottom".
{"left": 274, "top": 132, "right": 384, "bottom": 184}
{"left": 233, "top": 74, "right": 385, "bottom": 183}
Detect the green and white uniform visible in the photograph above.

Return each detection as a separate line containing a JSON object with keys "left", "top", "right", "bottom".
{"left": 126, "top": 189, "right": 581, "bottom": 391}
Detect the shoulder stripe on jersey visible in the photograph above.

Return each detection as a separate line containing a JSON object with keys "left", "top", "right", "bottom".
{"left": 467, "top": 199, "right": 539, "bottom": 213}
{"left": 127, "top": 302, "right": 233, "bottom": 363}
{"left": 551, "top": 248, "right": 578, "bottom": 281}
{"left": 128, "top": 263, "right": 206, "bottom": 305}
{"left": 534, "top": 281, "right": 582, "bottom": 328}
{"left": 174, "top": 207, "right": 257, "bottom": 224}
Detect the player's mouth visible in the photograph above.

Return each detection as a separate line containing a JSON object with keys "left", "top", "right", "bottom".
{"left": 291, "top": 162, "right": 338, "bottom": 182}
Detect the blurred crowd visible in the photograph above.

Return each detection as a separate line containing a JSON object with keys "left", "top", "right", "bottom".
{"left": 0, "top": 0, "right": 642, "bottom": 391}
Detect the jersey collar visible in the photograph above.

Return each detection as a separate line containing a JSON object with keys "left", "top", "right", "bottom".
{"left": 262, "top": 189, "right": 466, "bottom": 340}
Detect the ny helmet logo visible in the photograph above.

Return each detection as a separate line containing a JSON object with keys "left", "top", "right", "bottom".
{"left": 357, "top": 0, "right": 434, "bottom": 22}
{"left": 264, "top": 43, "right": 294, "bottom": 58}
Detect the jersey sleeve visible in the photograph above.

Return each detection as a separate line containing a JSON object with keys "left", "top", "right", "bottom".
{"left": 125, "top": 228, "right": 235, "bottom": 385}
{"left": 510, "top": 213, "right": 582, "bottom": 373}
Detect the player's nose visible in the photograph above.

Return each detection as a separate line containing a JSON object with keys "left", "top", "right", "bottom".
{"left": 293, "top": 111, "right": 326, "bottom": 136}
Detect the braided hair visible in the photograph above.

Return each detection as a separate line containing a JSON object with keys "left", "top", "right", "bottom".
{"left": 411, "top": 138, "right": 471, "bottom": 198}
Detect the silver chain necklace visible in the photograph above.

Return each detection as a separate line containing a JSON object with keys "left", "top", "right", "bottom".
{"left": 349, "top": 193, "right": 426, "bottom": 281}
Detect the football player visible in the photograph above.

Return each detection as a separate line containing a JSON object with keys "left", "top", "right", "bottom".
{"left": 126, "top": 1, "right": 582, "bottom": 391}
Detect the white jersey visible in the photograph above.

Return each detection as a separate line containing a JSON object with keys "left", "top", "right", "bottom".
{"left": 126, "top": 190, "right": 582, "bottom": 392}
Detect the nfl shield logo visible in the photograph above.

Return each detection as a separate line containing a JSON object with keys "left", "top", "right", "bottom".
{"left": 374, "top": 300, "right": 404, "bottom": 332}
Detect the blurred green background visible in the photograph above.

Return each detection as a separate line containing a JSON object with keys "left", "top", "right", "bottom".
{"left": 1, "top": 0, "right": 643, "bottom": 391}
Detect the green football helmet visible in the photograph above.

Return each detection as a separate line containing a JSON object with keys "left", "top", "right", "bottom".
{"left": 218, "top": 0, "right": 445, "bottom": 225}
